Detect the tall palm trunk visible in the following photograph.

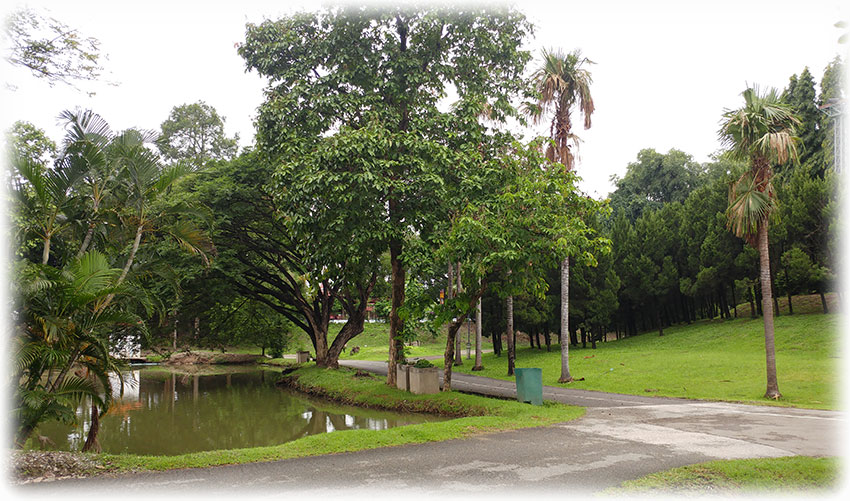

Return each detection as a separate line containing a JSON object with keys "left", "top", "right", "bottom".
{"left": 99, "top": 224, "right": 144, "bottom": 313}
{"left": 506, "top": 295, "right": 515, "bottom": 376}
{"left": 41, "top": 236, "right": 51, "bottom": 265}
{"left": 454, "top": 262, "right": 463, "bottom": 366}
{"left": 758, "top": 217, "right": 781, "bottom": 399}
{"left": 559, "top": 257, "right": 573, "bottom": 382}
{"left": 473, "top": 295, "right": 483, "bottom": 370}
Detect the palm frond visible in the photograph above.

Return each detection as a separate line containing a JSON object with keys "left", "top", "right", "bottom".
{"left": 725, "top": 171, "right": 776, "bottom": 243}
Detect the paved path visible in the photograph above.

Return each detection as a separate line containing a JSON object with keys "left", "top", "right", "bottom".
{"left": 19, "top": 360, "right": 845, "bottom": 498}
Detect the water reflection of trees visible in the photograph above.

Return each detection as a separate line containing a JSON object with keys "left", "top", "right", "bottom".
{"left": 33, "top": 368, "right": 445, "bottom": 455}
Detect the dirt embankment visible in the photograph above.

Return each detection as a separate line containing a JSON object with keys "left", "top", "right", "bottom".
{"left": 161, "top": 351, "right": 267, "bottom": 365}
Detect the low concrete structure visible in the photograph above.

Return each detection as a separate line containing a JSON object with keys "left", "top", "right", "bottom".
{"left": 408, "top": 366, "right": 439, "bottom": 394}
{"left": 396, "top": 364, "right": 410, "bottom": 391}
{"left": 296, "top": 351, "right": 311, "bottom": 363}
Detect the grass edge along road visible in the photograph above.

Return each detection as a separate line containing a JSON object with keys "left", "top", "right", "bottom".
{"left": 603, "top": 456, "right": 840, "bottom": 494}
{"left": 94, "top": 365, "right": 584, "bottom": 473}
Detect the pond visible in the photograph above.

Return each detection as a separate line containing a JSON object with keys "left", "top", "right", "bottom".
{"left": 33, "top": 366, "right": 448, "bottom": 456}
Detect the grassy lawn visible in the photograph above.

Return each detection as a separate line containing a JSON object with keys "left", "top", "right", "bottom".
{"left": 606, "top": 456, "right": 840, "bottom": 494}
{"left": 330, "top": 322, "right": 461, "bottom": 360}
{"left": 98, "top": 365, "right": 583, "bottom": 473}
{"left": 453, "top": 312, "right": 839, "bottom": 410}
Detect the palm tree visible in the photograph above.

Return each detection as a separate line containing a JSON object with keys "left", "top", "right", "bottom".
{"left": 527, "top": 48, "right": 595, "bottom": 383}
{"left": 14, "top": 251, "right": 147, "bottom": 448}
{"left": 55, "top": 109, "right": 115, "bottom": 258}
{"left": 12, "top": 153, "right": 87, "bottom": 265}
{"left": 719, "top": 86, "right": 800, "bottom": 400}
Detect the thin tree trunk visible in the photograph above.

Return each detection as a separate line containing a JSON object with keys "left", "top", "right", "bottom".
{"left": 506, "top": 295, "right": 515, "bottom": 376}
{"left": 387, "top": 238, "right": 405, "bottom": 386}
{"left": 454, "top": 262, "right": 463, "bottom": 366}
{"left": 731, "top": 282, "right": 738, "bottom": 318}
{"left": 447, "top": 261, "right": 454, "bottom": 302}
{"left": 81, "top": 403, "right": 101, "bottom": 453}
{"left": 41, "top": 236, "right": 51, "bottom": 265}
{"left": 820, "top": 291, "right": 829, "bottom": 314}
{"left": 473, "top": 295, "right": 483, "bottom": 370}
{"left": 77, "top": 223, "right": 96, "bottom": 257}
{"left": 656, "top": 307, "right": 664, "bottom": 336}
{"left": 758, "top": 219, "right": 781, "bottom": 399}
{"left": 443, "top": 322, "right": 460, "bottom": 391}
{"left": 559, "top": 257, "right": 572, "bottom": 382}
{"left": 99, "top": 224, "right": 144, "bottom": 312}
{"left": 118, "top": 224, "right": 144, "bottom": 285}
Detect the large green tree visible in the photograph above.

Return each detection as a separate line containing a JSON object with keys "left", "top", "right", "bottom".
{"left": 719, "top": 86, "right": 800, "bottom": 400}
{"left": 427, "top": 138, "right": 609, "bottom": 389}
{"left": 158, "top": 101, "right": 239, "bottom": 168}
{"left": 188, "top": 152, "right": 375, "bottom": 368}
{"left": 238, "top": 5, "right": 534, "bottom": 385}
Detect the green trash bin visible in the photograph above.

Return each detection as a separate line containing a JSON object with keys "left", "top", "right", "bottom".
{"left": 514, "top": 367, "right": 543, "bottom": 406}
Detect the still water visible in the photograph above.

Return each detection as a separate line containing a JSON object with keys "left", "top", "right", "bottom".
{"left": 35, "top": 366, "right": 447, "bottom": 456}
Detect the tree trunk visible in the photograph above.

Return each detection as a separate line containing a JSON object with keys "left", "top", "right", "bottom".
{"left": 731, "top": 283, "right": 738, "bottom": 318}
{"left": 81, "top": 403, "right": 101, "bottom": 453}
{"left": 172, "top": 316, "right": 178, "bottom": 351}
{"left": 506, "top": 295, "right": 515, "bottom": 376}
{"left": 559, "top": 258, "right": 572, "bottom": 382}
{"left": 387, "top": 238, "right": 405, "bottom": 386}
{"left": 77, "top": 223, "right": 96, "bottom": 258}
{"left": 656, "top": 307, "right": 664, "bottom": 336}
{"left": 41, "top": 236, "right": 52, "bottom": 265}
{"left": 447, "top": 261, "right": 454, "bottom": 302}
{"left": 455, "top": 263, "right": 463, "bottom": 365}
{"left": 442, "top": 321, "right": 462, "bottom": 391}
{"left": 99, "top": 224, "right": 144, "bottom": 313}
{"left": 325, "top": 311, "right": 366, "bottom": 368}
{"left": 820, "top": 290, "right": 829, "bottom": 314}
{"left": 473, "top": 295, "right": 483, "bottom": 370}
{"left": 757, "top": 219, "right": 781, "bottom": 399}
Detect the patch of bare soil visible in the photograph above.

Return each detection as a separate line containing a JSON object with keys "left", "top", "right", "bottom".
{"left": 10, "top": 450, "right": 115, "bottom": 484}
{"left": 164, "top": 351, "right": 265, "bottom": 365}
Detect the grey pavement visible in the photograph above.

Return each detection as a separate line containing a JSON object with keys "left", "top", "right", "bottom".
{"left": 16, "top": 360, "right": 846, "bottom": 499}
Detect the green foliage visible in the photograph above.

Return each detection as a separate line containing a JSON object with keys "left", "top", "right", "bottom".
{"left": 9, "top": 109, "right": 212, "bottom": 447}
{"left": 7, "top": 120, "right": 56, "bottom": 165}
{"left": 4, "top": 8, "right": 105, "bottom": 91}
{"left": 13, "top": 251, "right": 149, "bottom": 446}
{"left": 158, "top": 101, "right": 239, "bottom": 168}
{"left": 609, "top": 148, "right": 704, "bottom": 221}
{"left": 412, "top": 359, "right": 435, "bottom": 368}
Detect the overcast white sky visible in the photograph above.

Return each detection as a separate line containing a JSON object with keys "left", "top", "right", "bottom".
{"left": 2, "top": 0, "right": 848, "bottom": 199}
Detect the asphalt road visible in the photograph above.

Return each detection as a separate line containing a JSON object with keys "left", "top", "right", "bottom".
{"left": 17, "top": 360, "right": 845, "bottom": 499}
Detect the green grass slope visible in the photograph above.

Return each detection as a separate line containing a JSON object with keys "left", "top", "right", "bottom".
{"left": 455, "top": 312, "right": 840, "bottom": 410}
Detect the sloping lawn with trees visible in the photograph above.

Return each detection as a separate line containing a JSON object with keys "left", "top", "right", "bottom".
{"left": 455, "top": 312, "right": 838, "bottom": 410}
